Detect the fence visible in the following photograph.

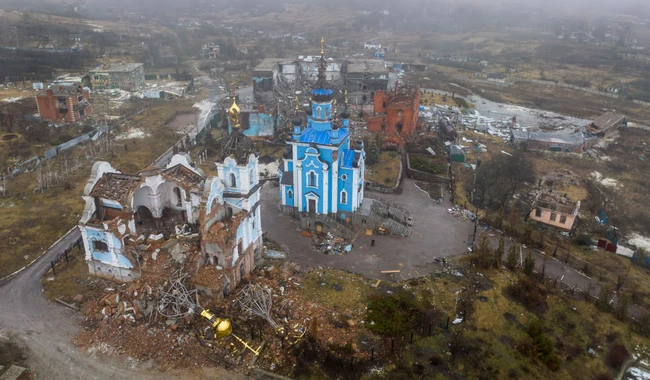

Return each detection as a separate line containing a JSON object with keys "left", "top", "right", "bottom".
{"left": 46, "top": 237, "right": 84, "bottom": 276}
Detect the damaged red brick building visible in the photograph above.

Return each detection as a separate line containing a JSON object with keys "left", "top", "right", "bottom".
{"left": 366, "top": 85, "right": 420, "bottom": 137}
{"left": 36, "top": 83, "right": 92, "bottom": 123}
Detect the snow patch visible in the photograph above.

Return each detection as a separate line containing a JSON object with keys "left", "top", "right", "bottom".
{"left": 628, "top": 233, "right": 650, "bottom": 252}
{"left": 193, "top": 99, "right": 215, "bottom": 136}
{"left": 115, "top": 128, "right": 149, "bottom": 140}
{"left": 1, "top": 96, "right": 25, "bottom": 103}
{"left": 590, "top": 171, "right": 620, "bottom": 188}
{"left": 600, "top": 178, "right": 619, "bottom": 188}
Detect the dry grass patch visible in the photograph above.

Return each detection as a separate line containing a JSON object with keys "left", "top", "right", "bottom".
{"left": 299, "top": 270, "right": 373, "bottom": 312}
{"left": 365, "top": 151, "right": 401, "bottom": 186}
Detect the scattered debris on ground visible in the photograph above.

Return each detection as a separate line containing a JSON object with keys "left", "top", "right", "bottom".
{"left": 448, "top": 206, "right": 477, "bottom": 221}
{"left": 311, "top": 233, "right": 353, "bottom": 255}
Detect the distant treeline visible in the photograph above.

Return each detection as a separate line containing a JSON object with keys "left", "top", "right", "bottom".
{"left": 0, "top": 48, "right": 94, "bottom": 82}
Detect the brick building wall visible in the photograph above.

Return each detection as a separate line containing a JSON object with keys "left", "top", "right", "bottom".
{"left": 366, "top": 89, "right": 420, "bottom": 137}
{"left": 35, "top": 86, "right": 92, "bottom": 123}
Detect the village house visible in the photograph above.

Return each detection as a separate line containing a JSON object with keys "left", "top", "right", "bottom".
{"left": 529, "top": 192, "right": 580, "bottom": 231}
{"left": 35, "top": 83, "right": 92, "bottom": 123}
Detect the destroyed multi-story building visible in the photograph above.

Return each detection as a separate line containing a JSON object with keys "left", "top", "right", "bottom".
{"left": 342, "top": 59, "right": 390, "bottom": 104}
{"left": 89, "top": 58, "right": 145, "bottom": 91}
{"left": 79, "top": 148, "right": 262, "bottom": 297}
{"left": 201, "top": 43, "right": 220, "bottom": 59}
{"left": 365, "top": 85, "right": 421, "bottom": 137}
{"left": 250, "top": 54, "right": 390, "bottom": 132}
{"left": 279, "top": 42, "right": 366, "bottom": 216}
{"left": 35, "top": 83, "right": 92, "bottom": 123}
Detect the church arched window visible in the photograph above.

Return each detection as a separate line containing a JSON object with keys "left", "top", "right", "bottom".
{"left": 307, "top": 171, "right": 317, "bottom": 187}
{"left": 340, "top": 190, "right": 347, "bottom": 204}
{"left": 317, "top": 106, "right": 322, "bottom": 118}
{"left": 229, "top": 172, "right": 237, "bottom": 188}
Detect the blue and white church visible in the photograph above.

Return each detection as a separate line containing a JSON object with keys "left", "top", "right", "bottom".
{"left": 280, "top": 40, "right": 366, "bottom": 217}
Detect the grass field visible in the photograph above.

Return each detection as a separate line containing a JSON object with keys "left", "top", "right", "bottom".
{"left": 0, "top": 98, "right": 198, "bottom": 279}
{"left": 365, "top": 151, "right": 401, "bottom": 186}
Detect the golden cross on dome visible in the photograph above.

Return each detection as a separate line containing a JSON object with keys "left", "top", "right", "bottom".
{"left": 321, "top": 37, "right": 325, "bottom": 55}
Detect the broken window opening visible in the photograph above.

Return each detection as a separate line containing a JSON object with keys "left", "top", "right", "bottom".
{"left": 229, "top": 172, "right": 237, "bottom": 188}
{"left": 223, "top": 282, "right": 231, "bottom": 297}
{"left": 239, "top": 263, "right": 245, "bottom": 279}
{"left": 560, "top": 215, "right": 567, "bottom": 224}
{"left": 396, "top": 122, "right": 403, "bottom": 134}
{"left": 550, "top": 213, "right": 557, "bottom": 222}
{"left": 397, "top": 109, "right": 404, "bottom": 117}
{"left": 238, "top": 239, "right": 244, "bottom": 257}
{"left": 249, "top": 168, "right": 254, "bottom": 185}
{"left": 93, "top": 240, "right": 108, "bottom": 252}
{"left": 382, "top": 102, "right": 387, "bottom": 108}
{"left": 173, "top": 187, "right": 182, "bottom": 207}
{"left": 535, "top": 208, "right": 542, "bottom": 217}
{"left": 225, "top": 207, "right": 233, "bottom": 220}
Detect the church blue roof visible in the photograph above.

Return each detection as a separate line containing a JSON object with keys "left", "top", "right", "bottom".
{"left": 299, "top": 128, "right": 348, "bottom": 145}
{"left": 311, "top": 88, "right": 334, "bottom": 96}
{"left": 340, "top": 149, "right": 359, "bottom": 168}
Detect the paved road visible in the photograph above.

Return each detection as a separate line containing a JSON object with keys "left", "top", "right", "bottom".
{"left": 261, "top": 179, "right": 475, "bottom": 279}
{"left": 0, "top": 226, "right": 158, "bottom": 380}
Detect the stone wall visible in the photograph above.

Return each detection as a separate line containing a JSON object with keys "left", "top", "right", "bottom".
{"left": 405, "top": 153, "right": 450, "bottom": 184}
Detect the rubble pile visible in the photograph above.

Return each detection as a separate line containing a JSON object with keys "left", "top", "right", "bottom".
{"left": 231, "top": 263, "right": 373, "bottom": 372}
{"left": 311, "top": 233, "right": 353, "bottom": 255}
{"left": 74, "top": 242, "right": 375, "bottom": 374}
{"left": 74, "top": 237, "right": 240, "bottom": 369}
{"left": 448, "top": 206, "right": 477, "bottom": 221}
{"left": 75, "top": 276, "right": 223, "bottom": 369}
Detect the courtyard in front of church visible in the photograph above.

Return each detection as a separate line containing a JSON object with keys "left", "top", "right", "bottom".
{"left": 261, "top": 178, "right": 475, "bottom": 279}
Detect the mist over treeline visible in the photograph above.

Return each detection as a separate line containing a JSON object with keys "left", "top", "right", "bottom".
{"left": 1, "top": 0, "right": 649, "bottom": 22}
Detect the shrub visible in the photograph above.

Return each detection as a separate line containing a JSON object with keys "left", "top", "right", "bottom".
{"left": 605, "top": 343, "right": 630, "bottom": 370}
{"left": 366, "top": 291, "right": 421, "bottom": 337}
{"left": 505, "top": 276, "right": 548, "bottom": 314}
